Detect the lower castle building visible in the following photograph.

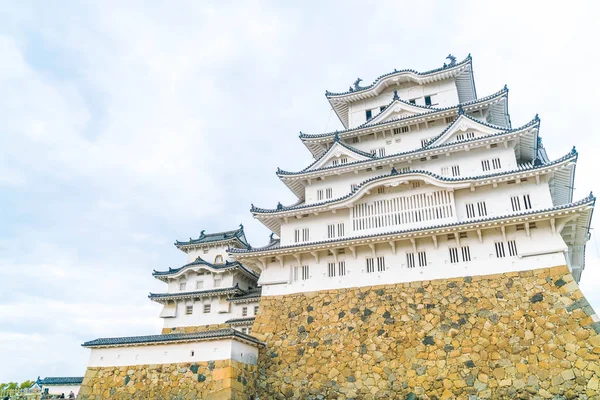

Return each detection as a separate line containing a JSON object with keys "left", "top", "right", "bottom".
{"left": 78, "top": 55, "right": 600, "bottom": 399}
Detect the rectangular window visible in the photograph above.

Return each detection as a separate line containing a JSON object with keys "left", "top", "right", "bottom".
{"left": 409, "top": 99, "right": 416, "bottom": 104}
{"left": 482, "top": 159, "right": 491, "bottom": 171}
{"left": 425, "top": 96, "right": 432, "bottom": 106}
{"left": 302, "top": 265, "right": 310, "bottom": 280}
{"left": 203, "top": 304, "right": 211, "bottom": 313}
{"left": 352, "top": 137, "right": 359, "bottom": 143}
{"left": 377, "top": 256, "right": 386, "bottom": 272}
{"left": 293, "top": 266, "right": 299, "bottom": 281}
{"left": 370, "top": 148, "right": 385, "bottom": 157}
{"left": 340, "top": 157, "right": 348, "bottom": 164}
{"left": 456, "top": 133, "right": 465, "bottom": 141}
{"left": 366, "top": 258, "right": 375, "bottom": 273}
{"left": 325, "top": 188, "right": 333, "bottom": 199}
{"left": 477, "top": 201, "right": 487, "bottom": 217}
{"left": 327, "top": 224, "right": 335, "bottom": 239}
{"left": 418, "top": 251, "right": 427, "bottom": 267}
{"left": 196, "top": 281, "right": 204, "bottom": 289}
{"left": 445, "top": 116, "right": 454, "bottom": 124}
{"left": 449, "top": 247, "right": 459, "bottom": 264}
{"left": 466, "top": 132, "right": 475, "bottom": 139}
{"left": 461, "top": 246, "right": 471, "bottom": 262}
{"left": 495, "top": 242, "right": 506, "bottom": 258}
{"left": 466, "top": 203, "right": 475, "bottom": 218}
{"left": 508, "top": 240, "right": 518, "bottom": 256}
{"left": 492, "top": 158, "right": 501, "bottom": 169}
{"left": 377, "top": 187, "right": 385, "bottom": 194}
{"left": 179, "top": 282, "right": 186, "bottom": 291}
{"left": 254, "top": 306, "right": 259, "bottom": 315}
{"left": 523, "top": 194, "right": 532, "bottom": 209}
{"left": 294, "top": 228, "right": 310, "bottom": 243}
{"left": 451, "top": 165, "right": 460, "bottom": 177}
{"left": 213, "top": 277, "right": 221, "bottom": 288}
{"left": 441, "top": 167, "right": 449, "bottom": 176}
{"left": 511, "top": 195, "right": 521, "bottom": 212}
{"left": 317, "top": 189, "right": 323, "bottom": 201}
{"left": 412, "top": 181, "right": 421, "bottom": 188}
{"left": 242, "top": 307, "right": 248, "bottom": 317}
{"left": 186, "top": 305, "right": 193, "bottom": 315}
{"left": 338, "top": 261, "right": 346, "bottom": 276}
{"left": 328, "top": 262, "right": 336, "bottom": 277}
{"left": 332, "top": 159, "right": 339, "bottom": 166}
{"left": 337, "top": 223, "right": 345, "bottom": 237}
{"left": 406, "top": 253, "right": 415, "bottom": 269}
{"left": 241, "top": 328, "right": 247, "bottom": 334}
{"left": 366, "top": 110, "right": 372, "bottom": 120}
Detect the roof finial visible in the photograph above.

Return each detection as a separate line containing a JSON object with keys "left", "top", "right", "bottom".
{"left": 572, "top": 146, "right": 577, "bottom": 154}
{"left": 269, "top": 232, "right": 274, "bottom": 241}
{"left": 239, "top": 223, "right": 244, "bottom": 230}
{"left": 200, "top": 230, "right": 205, "bottom": 237}
{"left": 457, "top": 104, "right": 464, "bottom": 115}
{"left": 446, "top": 54, "right": 457, "bottom": 67}
{"left": 391, "top": 166, "right": 398, "bottom": 175}
{"left": 503, "top": 84, "right": 508, "bottom": 91}
{"left": 334, "top": 132, "right": 340, "bottom": 142}
{"left": 277, "top": 202, "right": 283, "bottom": 210}
{"left": 353, "top": 78, "right": 363, "bottom": 90}
{"left": 250, "top": 203, "right": 255, "bottom": 211}
{"left": 535, "top": 113, "right": 540, "bottom": 121}
{"left": 325, "top": 90, "right": 330, "bottom": 95}
{"left": 393, "top": 90, "right": 399, "bottom": 101}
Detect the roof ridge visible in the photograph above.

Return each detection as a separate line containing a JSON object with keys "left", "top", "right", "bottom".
{"left": 325, "top": 54, "right": 471, "bottom": 97}
{"left": 279, "top": 115, "right": 536, "bottom": 177}
{"left": 254, "top": 148, "right": 574, "bottom": 214}
{"left": 301, "top": 86, "right": 508, "bottom": 140}
{"left": 237, "top": 193, "right": 594, "bottom": 254}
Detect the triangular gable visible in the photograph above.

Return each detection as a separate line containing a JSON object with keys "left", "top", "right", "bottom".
{"left": 364, "top": 100, "right": 427, "bottom": 126}
{"left": 305, "top": 141, "right": 373, "bottom": 171}
{"left": 425, "top": 114, "right": 507, "bottom": 148}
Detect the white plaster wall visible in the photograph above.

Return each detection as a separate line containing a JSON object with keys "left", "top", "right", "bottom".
{"left": 259, "top": 222, "right": 569, "bottom": 296}
{"left": 348, "top": 80, "right": 459, "bottom": 128}
{"left": 162, "top": 297, "right": 260, "bottom": 329}
{"left": 44, "top": 385, "right": 80, "bottom": 396}
{"left": 87, "top": 339, "right": 259, "bottom": 367}
{"left": 185, "top": 243, "right": 232, "bottom": 264}
{"left": 305, "top": 145, "right": 519, "bottom": 205}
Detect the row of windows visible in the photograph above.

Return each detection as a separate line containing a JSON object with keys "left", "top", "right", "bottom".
{"left": 317, "top": 188, "right": 333, "bottom": 201}
{"left": 327, "top": 223, "right": 345, "bottom": 239}
{"left": 180, "top": 277, "right": 222, "bottom": 291}
{"left": 294, "top": 228, "right": 310, "bottom": 243}
{"left": 441, "top": 165, "right": 461, "bottom": 177}
{"left": 482, "top": 157, "right": 502, "bottom": 171}
{"left": 185, "top": 305, "right": 259, "bottom": 316}
{"left": 465, "top": 194, "right": 533, "bottom": 220}
{"left": 456, "top": 132, "right": 475, "bottom": 141}
{"left": 293, "top": 240, "right": 520, "bottom": 281}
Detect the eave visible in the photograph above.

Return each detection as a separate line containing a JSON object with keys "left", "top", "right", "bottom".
{"left": 254, "top": 150, "right": 576, "bottom": 234}
{"left": 233, "top": 195, "right": 595, "bottom": 263}
{"left": 152, "top": 260, "right": 259, "bottom": 283}
{"left": 148, "top": 286, "right": 244, "bottom": 303}
{"left": 304, "top": 87, "right": 508, "bottom": 158}
{"left": 174, "top": 237, "right": 250, "bottom": 253}
{"left": 277, "top": 119, "right": 540, "bottom": 202}
{"left": 326, "top": 56, "right": 473, "bottom": 128}
{"left": 82, "top": 328, "right": 265, "bottom": 349}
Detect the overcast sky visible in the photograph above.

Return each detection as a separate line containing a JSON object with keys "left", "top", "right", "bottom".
{"left": 1, "top": 0, "right": 599, "bottom": 383}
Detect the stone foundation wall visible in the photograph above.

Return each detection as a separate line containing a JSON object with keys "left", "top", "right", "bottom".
{"left": 77, "top": 359, "right": 256, "bottom": 400}
{"left": 161, "top": 323, "right": 230, "bottom": 335}
{"left": 252, "top": 265, "right": 600, "bottom": 399}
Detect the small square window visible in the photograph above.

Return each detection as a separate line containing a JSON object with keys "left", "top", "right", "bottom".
{"left": 366, "top": 110, "right": 372, "bottom": 120}
{"left": 203, "top": 304, "right": 211, "bottom": 313}
{"left": 242, "top": 307, "right": 248, "bottom": 317}
{"left": 254, "top": 306, "right": 259, "bottom": 315}
{"left": 179, "top": 282, "right": 186, "bottom": 291}
{"left": 186, "top": 305, "right": 193, "bottom": 315}
{"left": 425, "top": 96, "right": 432, "bottom": 106}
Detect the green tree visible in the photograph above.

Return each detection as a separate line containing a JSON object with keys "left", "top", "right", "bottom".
{"left": 20, "top": 380, "right": 35, "bottom": 389}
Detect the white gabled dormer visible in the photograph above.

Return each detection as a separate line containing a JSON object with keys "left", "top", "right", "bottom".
{"left": 303, "top": 139, "right": 374, "bottom": 172}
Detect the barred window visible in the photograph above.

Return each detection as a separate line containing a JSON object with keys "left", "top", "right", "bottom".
{"left": 406, "top": 253, "right": 415, "bottom": 269}
{"left": 508, "top": 240, "right": 518, "bottom": 256}
{"left": 495, "top": 242, "right": 506, "bottom": 258}
{"left": 377, "top": 256, "right": 385, "bottom": 272}
{"left": 461, "top": 246, "right": 471, "bottom": 262}
{"left": 523, "top": 194, "right": 532, "bottom": 209}
{"left": 328, "top": 262, "right": 336, "bottom": 277}
{"left": 366, "top": 258, "right": 375, "bottom": 273}
{"left": 338, "top": 261, "right": 346, "bottom": 276}
{"left": 418, "top": 251, "right": 427, "bottom": 267}
{"left": 511, "top": 196, "right": 521, "bottom": 211}
{"left": 186, "top": 305, "right": 193, "bottom": 315}
{"left": 449, "top": 247, "right": 459, "bottom": 263}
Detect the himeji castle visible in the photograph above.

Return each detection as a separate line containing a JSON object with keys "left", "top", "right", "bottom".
{"left": 78, "top": 55, "right": 600, "bottom": 400}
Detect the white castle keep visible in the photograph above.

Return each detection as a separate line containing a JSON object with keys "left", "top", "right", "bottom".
{"left": 80, "top": 54, "right": 595, "bottom": 387}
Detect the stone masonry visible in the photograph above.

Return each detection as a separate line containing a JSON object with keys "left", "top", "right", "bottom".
{"left": 161, "top": 323, "right": 230, "bottom": 335}
{"left": 252, "top": 265, "right": 600, "bottom": 399}
{"left": 77, "top": 359, "right": 256, "bottom": 400}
